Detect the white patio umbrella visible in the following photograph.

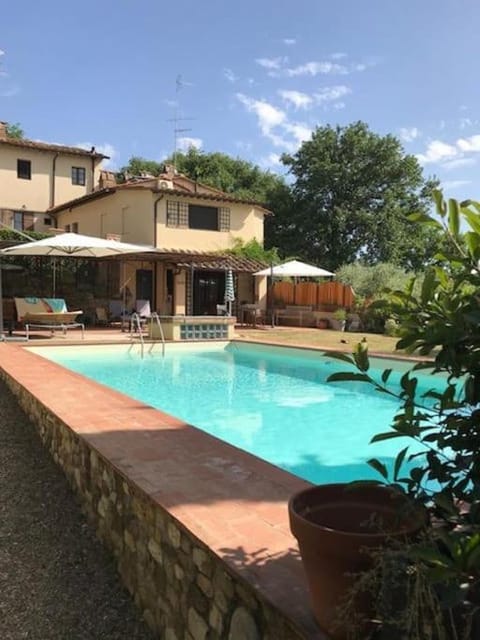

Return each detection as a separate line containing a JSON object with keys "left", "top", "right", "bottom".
{"left": 224, "top": 269, "right": 235, "bottom": 316}
{"left": 0, "top": 232, "right": 157, "bottom": 335}
{"left": 254, "top": 259, "right": 334, "bottom": 278}
{"left": 0, "top": 232, "right": 155, "bottom": 258}
{"left": 254, "top": 259, "right": 334, "bottom": 327}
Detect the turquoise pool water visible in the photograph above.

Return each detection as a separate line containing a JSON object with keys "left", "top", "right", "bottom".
{"left": 32, "top": 343, "right": 445, "bottom": 485}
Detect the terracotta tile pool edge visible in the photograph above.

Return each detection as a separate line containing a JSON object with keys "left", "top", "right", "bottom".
{"left": 0, "top": 343, "right": 325, "bottom": 640}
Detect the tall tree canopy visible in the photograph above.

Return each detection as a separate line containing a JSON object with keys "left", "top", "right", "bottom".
{"left": 118, "top": 148, "right": 285, "bottom": 204}
{"left": 5, "top": 122, "right": 24, "bottom": 139}
{"left": 265, "top": 122, "right": 440, "bottom": 271}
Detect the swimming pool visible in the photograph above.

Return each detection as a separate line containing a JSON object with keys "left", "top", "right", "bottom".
{"left": 29, "top": 342, "right": 444, "bottom": 485}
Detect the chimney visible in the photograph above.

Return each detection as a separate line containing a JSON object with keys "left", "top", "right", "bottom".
{"left": 98, "top": 169, "right": 117, "bottom": 189}
{"left": 0, "top": 122, "right": 8, "bottom": 140}
{"left": 163, "top": 164, "right": 177, "bottom": 178}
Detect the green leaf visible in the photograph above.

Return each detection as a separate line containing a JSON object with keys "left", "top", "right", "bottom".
{"left": 463, "top": 204, "right": 480, "bottom": 233}
{"left": 327, "top": 372, "right": 371, "bottom": 383}
{"left": 448, "top": 198, "right": 460, "bottom": 236}
{"left": 367, "top": 458, "right": 389, "bottom": 479}
{"left": 432, "top": 189, "right": 447, "bottom": 217}
{"left": 421, "top": 269, "right": 437, "bottom": 304}
{"left": 381, "top": 368, "right": 392, "bottom": 384}
{"left": 370, "top": 431, "right": 410, "bottom": 443}
{"left": 408, "top": 212, "right": 443, "bottom": 228}
{"left": 322, "top": 351, "right": 355, "bottom": 366}
{"left": 393, "top": 447, "right": 408, "bottom": 481}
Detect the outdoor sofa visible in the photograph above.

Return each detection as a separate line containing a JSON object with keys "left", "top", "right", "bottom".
{"left": 14, "top": 297, "right": 85, "bottom": 340}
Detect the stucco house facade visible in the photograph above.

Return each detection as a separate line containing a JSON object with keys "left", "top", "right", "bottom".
{"left": 0, "top": 121, "right": 107, "bottom": 233}
{"left": 49, "top": 168, "right": 270, "bottom": 316}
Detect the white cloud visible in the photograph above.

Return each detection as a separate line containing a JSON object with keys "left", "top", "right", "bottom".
{"left": 223, "top": 68, "right": 237, "bottom": 83}
{"left": 236, "top": 93, "right": 286, "bottom": 134}
{"left": 330, "top": 52, "right": 347, "bottom": 60}
{"left": 0, "top": 49, "right": 4, "bottom": 56}
{"left": 442, "top": 179, "right": 471, "bottom": 190}
{"left": 457, "top": 134, "right": 480, "bottom": 152}
{"left": 443, "top": 157, "right": 476, "bottom": 170}
{"left": 283, "top": 122, "right": 312, "bottom": 144}
{"left": 177, "top": 137, "right": 203, "bottom": 151}
{"left": 315, "top": 85, "right": 351, "bottom": 104}
{"left": 332, "top": 102, "right": 346, "bottom": 110}
{"left": 259, "top": 153, "right": 283, "bottom": 168}
{"left": 416, "top": 140, "right": 458, "bottom": 164}
{"left": 163, "top": 99, "right": 177, "bottom": 107}
{"left": 283, "top": 38, "right": 296, "bottom": 46}
{"left": 439, "top": 120, "right": 446, "bottom": 130}
{"left": 278, "top": 89, "right": 314, "bottom": 110}
{"left": 460, "top": 117, "right": 473, "bottom": 130}
{"left": 236, "top": 93, "right": 312, "bottom": 152}
{"left": 285, "top": 61, "right": 348, "bottom": 77}
{"left": 255, "top": 57, "right": 287, "bottom": 70}
{"left": 399, "top": 127, "right": 420, "bottom": 143}
{"left": 77, "top": 142, "right": 117, "bottom": 168}
{"left": 417, "top": 132, "right": 480, "bottom": 169}
{"left": 278, "top": 86, "right": 351, "bottom": 110}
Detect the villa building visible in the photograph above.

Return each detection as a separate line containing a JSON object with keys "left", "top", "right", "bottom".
{"left": 49, "top": 167, "right": 270, "bottom": 316}
{"left": 0, "top": 121, "right": 107, "bottom": 233}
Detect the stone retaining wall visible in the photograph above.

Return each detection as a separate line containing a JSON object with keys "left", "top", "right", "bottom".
{"left": 1, "top": 370, "right": 309, "bottom": 640}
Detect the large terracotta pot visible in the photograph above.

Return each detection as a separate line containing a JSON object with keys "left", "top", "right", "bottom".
{"left": 289, "top": 483, "right": 426, "bottom": 639}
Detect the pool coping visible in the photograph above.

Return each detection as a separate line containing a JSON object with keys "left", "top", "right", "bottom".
{"left": 0, "top": 341, "right": 325, "bottom": 639}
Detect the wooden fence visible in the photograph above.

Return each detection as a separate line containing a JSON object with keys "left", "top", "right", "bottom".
{"left": 272, "top": 281, "right": 354, "bottom": 309}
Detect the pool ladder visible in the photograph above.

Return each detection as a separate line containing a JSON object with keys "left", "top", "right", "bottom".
{"left": 128, "top": 312, "right": 165, "bottom": 358}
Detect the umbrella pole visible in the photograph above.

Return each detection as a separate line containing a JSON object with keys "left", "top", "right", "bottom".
{"left": 270, "top": 262, "right": 275, "bottom": 328}
{"left": 0, "top": 266, "right": 4, "bottom": 341}
{"left": 52, "top": 258, "right": 56, "bottom": 298}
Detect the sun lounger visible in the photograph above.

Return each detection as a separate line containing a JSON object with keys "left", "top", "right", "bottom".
{"left": 14, "top": 297, "right": 85, "bottom": 340}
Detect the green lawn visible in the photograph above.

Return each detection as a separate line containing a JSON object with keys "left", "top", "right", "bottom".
{"left": 234, "top": 326, "right": 402, "bottom": 356}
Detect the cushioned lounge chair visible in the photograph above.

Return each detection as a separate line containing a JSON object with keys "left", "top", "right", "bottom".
{"left": 14, "top": 297, "right": 85, "bottom": 340}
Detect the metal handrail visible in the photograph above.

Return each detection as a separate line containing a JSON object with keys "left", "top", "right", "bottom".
{"left": 128, "top": 312, "right": 145, "bottom": 358}
{"left": 149, "top": 312, "right": 165, "bottom": 357}
{"left": 128, "top": 312, "right": 165, "bottom": 358}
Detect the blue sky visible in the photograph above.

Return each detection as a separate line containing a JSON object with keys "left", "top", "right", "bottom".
{"left": 1, "top": 1, "right": 478, "bottom": 196}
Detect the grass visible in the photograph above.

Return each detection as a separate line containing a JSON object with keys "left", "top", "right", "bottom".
{"left": 234, "top": 326, "right": 402, "bottom": 355}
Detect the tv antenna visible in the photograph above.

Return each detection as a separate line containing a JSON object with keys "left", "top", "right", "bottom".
{"left": 167, "top": 74, "right": 195, "bottom": 172}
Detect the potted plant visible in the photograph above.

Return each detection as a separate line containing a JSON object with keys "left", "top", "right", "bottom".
{"left": 289, "top": 192, "right": 480, "bottom": 639}
{"left": 332, "top": 308, "right": 347, "bottom": 331}
{"left": 289, "top": 481, "right": 426, "bottom": 639}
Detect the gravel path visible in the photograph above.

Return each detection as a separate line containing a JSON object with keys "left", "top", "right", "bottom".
{"left": 0, "top": 379, "right": 157, "bottom": 640}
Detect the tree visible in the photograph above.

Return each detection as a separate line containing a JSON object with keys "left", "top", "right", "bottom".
{"left": 6, "top": 122, "right": 24, "bottom": 139}
{"left": 116, "top": 156, "right": 163, "bottom": 182}
{"left": 266, "top": 122, "right": 440, "bottom": 271}
{"left": 118, "top": 148, "right": 286, "bottom": 206}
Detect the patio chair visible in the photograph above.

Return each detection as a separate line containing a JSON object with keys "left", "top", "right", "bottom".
{"left": 95, "top": 306, "right": 112, "bottom": 326}
{"left": 127, "top": 299, "right": 152, "bottom": 333}
{"left": 14, "top": 297, "right": 85, "bottom": 340}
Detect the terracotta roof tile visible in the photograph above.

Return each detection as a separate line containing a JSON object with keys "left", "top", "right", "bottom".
{"left": 0, "top": 137, "right": 108, "bottom": 159}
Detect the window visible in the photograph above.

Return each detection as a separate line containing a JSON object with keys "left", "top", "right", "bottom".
{"left": 167, "top": 201, "right": 188, "bottom": 228}
{"left": 71, "top": 166, "right": 86, "bottom": 186}
{"left": 166, "top": 201, "right": 230, "bottom": 231}
{"left": 17, "top": 159, "right": 31, "bottom": 180}
{"left": 65, "top": 224, "right": 71, "bottom": 232}
{"left": 188, "top": 205, "right": 218, "bottom": 230}
{"left": 13, "top": 211, "right": 35, "bottom": 231}
{"left": 71, "top": 222, "right": 78, "bottom": 233}
{"left": 43, "top": 217, "right": 52, "bottom": 226}
{"left": 13, "top": 212, "right": 23, "bottom": 230}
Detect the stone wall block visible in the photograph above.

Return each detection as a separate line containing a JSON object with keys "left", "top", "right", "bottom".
{"left": 228, "top": 607, "right": 260, "bottom": 640}
{"left": 187, "top": 607, "right": 208, "bottom": 640}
